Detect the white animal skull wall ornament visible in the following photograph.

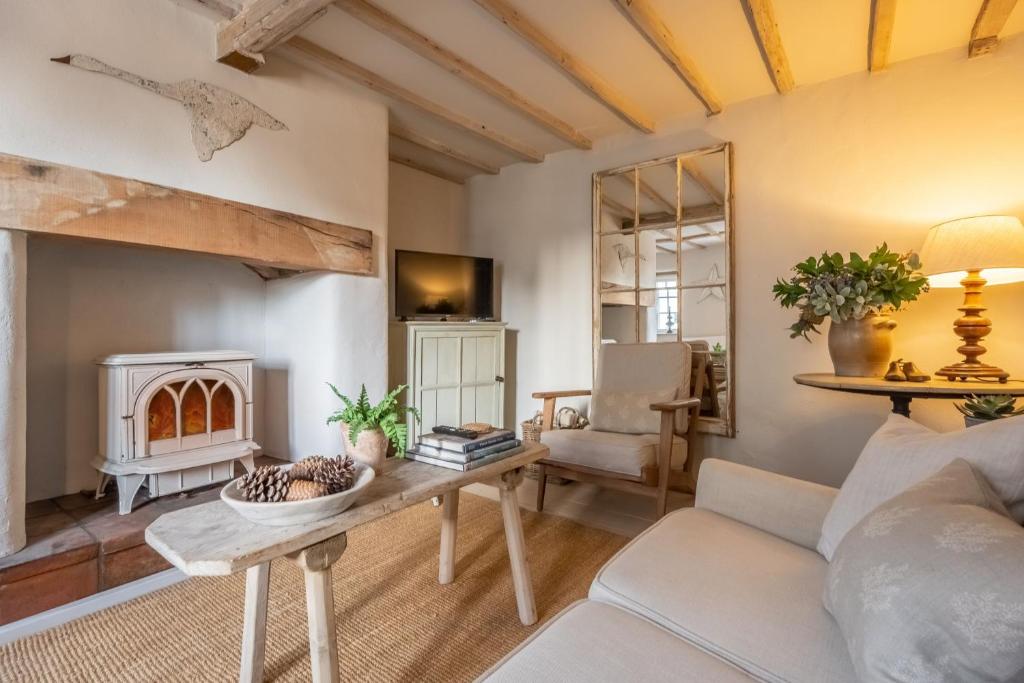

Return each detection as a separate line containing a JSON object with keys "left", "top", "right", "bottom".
{"left": 51, "top": 54, "right": 287, "bottom": 161}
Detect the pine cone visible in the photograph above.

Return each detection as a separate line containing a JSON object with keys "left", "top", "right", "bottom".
{"left": 292, "top": 455, "right": 355, "bottom": 494}
{"left": 290, "top": 455, "right": 331, "bottom": 481}
{"left": 237, "top": 465, "right": 290, "bottom": 503}
{"left": 285, "top": 479, "right": 329, "bottom": 501}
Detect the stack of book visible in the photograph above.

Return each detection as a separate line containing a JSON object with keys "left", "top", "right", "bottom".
{"left": 406, "top": 429, "right": 524, "bottom": 471}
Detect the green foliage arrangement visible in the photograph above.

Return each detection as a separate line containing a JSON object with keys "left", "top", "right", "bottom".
{"left": 327, "top": 383, "right": 421, "bottom": 454}
{"left": 772, "top": 244, "right": 929, "bottom": 340}
{"left": 955, "top": 394, "right": 1024, "bottom": 421}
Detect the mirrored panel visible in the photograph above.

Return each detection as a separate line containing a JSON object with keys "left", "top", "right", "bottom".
{"left": 593, "top": 144, "right": 733, "bottom": 436}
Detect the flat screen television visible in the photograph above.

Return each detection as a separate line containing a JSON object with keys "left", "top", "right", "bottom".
{"left": 394, "top": 250, "right": 494, "bottom": 320}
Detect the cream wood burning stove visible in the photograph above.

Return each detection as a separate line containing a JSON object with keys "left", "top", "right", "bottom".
{"left": 93, "top": 351, "right": 259, "bottom": 514}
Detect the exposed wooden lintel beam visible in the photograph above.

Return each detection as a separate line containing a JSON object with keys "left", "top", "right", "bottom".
{"left": 287, "top": 37, "right": 544, "bottom": 162}
{"left": 970, "top": 0, "right": 1019, "bottom": 57}
{"left": 389, "top": 154, "right": 466, "bottom": 185}
{"left": 611, "top": 0, "right": 722, "bottom": 115}
{"left": 217, "top": 0, "right": 335, "bottom": 72}
{"left": 390, "top": 125, "right": 500, "bottom": 175}
{"left": 336, "top": 0, "right": 592, "bottom": 149}
{"left": 740, "top": 0, "right": 795, "bottom": 94}
{"left": 473, "top": 0, "right": 657, "bottom": 132}
{"left": 868, "top": 0, "right": 898, "bottom": 72}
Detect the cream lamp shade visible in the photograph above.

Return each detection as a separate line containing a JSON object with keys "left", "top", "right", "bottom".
{"left": 919, "top": 215, "right": 1024, "bottom": 288}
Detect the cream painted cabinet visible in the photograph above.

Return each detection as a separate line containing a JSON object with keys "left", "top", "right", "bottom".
{"left": 391, "top": 322, "right": 506, "bottom": 435}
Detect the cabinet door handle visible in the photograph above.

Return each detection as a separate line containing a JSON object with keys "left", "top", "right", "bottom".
{"left": 495, "top": 375, "right": 504, "bottom": 382}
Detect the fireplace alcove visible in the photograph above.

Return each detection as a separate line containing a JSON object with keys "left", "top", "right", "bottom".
{"left": 95, "top": 351, "right": 259, "bottom": 514}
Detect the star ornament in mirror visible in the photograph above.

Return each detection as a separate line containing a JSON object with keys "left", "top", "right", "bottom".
{"left": 693, "top": 264, "right": 725, "bottom": 303}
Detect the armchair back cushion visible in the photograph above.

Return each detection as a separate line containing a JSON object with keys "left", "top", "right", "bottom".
{"left": 589, "top": 342, "right": 692, "bottom": 435}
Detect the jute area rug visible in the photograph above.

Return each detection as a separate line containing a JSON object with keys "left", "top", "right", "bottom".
{"left": 1, "top": 492, "right": 627, "bottom": 682}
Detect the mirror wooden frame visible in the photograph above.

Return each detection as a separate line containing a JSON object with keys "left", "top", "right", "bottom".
{"left": 591, "top": 142, "right": 735, "bottom": 437}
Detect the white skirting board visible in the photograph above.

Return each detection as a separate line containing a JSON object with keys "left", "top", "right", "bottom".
{"left": 0, "top": 567, "right": 188, "bottom": 646}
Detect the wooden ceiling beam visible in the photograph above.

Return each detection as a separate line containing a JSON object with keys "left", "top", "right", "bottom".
{"left": 740, "top": 0, "right": 795, "bottom": 94}
{"left": 970, "top": 0, "right": 1019, "bottom": 57}
{"left": 335, "top": 0, "right": 592, "bottom": 150}
{"left": 217, "top": 0, "right": 335, "bottom": 72}
{"left": 389, "top": 154, "right": 466, "bottom": 185}
{"left": 680, "top": 160, "right": 724, "bottom": 206}
{"left": 473, "top": 0, "right": 656, "bottom": 133}
{"left": 621, "top": 172, "right": 675, "bottom": 214}
{"left": 390, "top": 125, "right": 500, "bottom": 175}
{"left": 868, "top": 0, "right": 898, "bottom": 72}
{"left": 611, "top": 0, "right": 722, "bottom": 115}
{"left": 287, "top": 36, "right": 544, "bottom": 162}
{"left": 602, "top": 196, "right": 634, "bottom": 217}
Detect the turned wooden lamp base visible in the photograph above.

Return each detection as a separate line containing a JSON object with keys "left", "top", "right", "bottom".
{"left": 938, "top": 269, "right": 1010, "bottom": 383}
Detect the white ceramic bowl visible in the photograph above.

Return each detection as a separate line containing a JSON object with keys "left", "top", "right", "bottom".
{"left": 221, "top": 462, "right": 375, "bottom": 527}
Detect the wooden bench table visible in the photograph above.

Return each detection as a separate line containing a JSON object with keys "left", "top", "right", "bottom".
{"left": 145, "top": 443, "right": 550, "bottom": 683}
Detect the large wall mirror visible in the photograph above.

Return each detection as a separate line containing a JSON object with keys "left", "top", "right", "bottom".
{"left": 593, "top": 142, "right": 734, "bottom": 437}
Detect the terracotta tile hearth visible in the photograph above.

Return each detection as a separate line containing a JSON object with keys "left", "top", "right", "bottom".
{"left": 0, "top": 457, "right": 282, "bottom": 626}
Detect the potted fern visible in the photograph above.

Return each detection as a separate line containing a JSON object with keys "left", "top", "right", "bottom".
{"left": 327, "top": 383, "right": 420, "bottom": 473}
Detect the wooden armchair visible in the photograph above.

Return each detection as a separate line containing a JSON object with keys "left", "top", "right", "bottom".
{"left": 533, "top": 342, "right": 705, "bottom": 518}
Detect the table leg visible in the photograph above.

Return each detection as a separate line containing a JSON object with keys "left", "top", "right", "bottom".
{"left": 497, "top": 468, "right": 537, "bottom": 626}
{"left": 439, "top": 490, "right": 460, "bottom": 585}
{"left": 287, "top": 534, "right": 348, "bottom": 683}
{"left": 890, "top": 395, "right": 912, "bottom": 417}
{"left": 240, "top": 562, "right": 271, "bottom": 683}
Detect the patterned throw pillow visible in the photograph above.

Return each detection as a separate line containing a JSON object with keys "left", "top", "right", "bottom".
{"left": 824, "top": 459, "right": 1024, "bottom": 682}
{"left": 589, "top": 387, "right": 678, "bottom": 435}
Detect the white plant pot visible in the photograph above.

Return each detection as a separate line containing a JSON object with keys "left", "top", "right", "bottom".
{"left": 964, "top": 416, "right": 993, "bottom": 429}
{"left": 221, "top": 462, "right": 375, "bottom": 526}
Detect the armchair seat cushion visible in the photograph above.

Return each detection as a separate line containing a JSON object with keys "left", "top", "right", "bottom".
{"left": 540, "top": 428, "right": 686, "bottom": 478}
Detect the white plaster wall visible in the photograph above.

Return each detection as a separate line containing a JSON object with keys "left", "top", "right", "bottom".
{"left": 467, "top": 38, "right": 1024, "bottom": 487}
{"left": 25, "top": 241, "right": 267, "bottom": 500}
{"left": 1, "top": 0, "right": 389, "bottom": 493}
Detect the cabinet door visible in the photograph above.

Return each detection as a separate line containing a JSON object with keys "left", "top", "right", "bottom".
{"left": 413, "top": 328, "right": 504, "bottom": 431}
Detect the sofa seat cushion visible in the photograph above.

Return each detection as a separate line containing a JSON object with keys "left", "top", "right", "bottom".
{"left": 477, "top": 600, "right": 753, "bottom": 682}
{"left": 589, "top": 508, "right": 857, "bottom": 683}
{"left": 540, "top": 428, "right": 686, "bottom": 478}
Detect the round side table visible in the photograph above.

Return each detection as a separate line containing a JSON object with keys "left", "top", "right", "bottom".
{"left": 793, "top": 373, "right": 1024, "bottom": 417}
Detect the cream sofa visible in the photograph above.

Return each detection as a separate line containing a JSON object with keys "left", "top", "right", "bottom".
{"left": 480, "top": 458, "right": 854, "bottom": 682}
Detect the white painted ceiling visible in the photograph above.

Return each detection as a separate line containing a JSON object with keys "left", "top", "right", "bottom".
{"left": 198, "top": 0, "right": 1024, "bottom": 183}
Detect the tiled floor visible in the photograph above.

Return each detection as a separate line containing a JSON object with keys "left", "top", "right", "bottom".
{"left": 0, "top": 457, "right": 283, "bottom": 626}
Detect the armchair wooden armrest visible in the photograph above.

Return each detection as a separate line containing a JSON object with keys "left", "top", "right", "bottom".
{"left": 648, "top": 397, "right": 701, "bottom": 412}
{"left": 532, "top": 390, "right": 591, "bottom": 430}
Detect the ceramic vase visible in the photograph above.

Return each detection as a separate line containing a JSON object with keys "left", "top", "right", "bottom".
{"left": 827, "top": 314, "right": 897, "bottom": 377}
{"left": 963, "top": 416, "right": 990, "bottom": 429}
{"left": 341, "top": 423, "right": 389, "bottom": 473}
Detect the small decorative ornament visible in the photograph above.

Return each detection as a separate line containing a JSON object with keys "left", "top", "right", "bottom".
{"left": 237, "top": 465, "right": 290, "bottom": 503}
{"left": 50, "top": 54, "right": 287, "bottom": 161}
{"left": 461, "top": 422, "right": 494, "bottom": 435}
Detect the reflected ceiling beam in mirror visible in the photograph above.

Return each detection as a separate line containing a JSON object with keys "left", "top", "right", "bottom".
{"left": 336, "top": 0, "right": 592, "bottom": 149}
{"left": 868, "top": 0, "right": 898, "bottom": 72}
{"left": 389, "top": 153, "right": 466, "bottom": 184}
{"left": 473, "top": 0, "right": 657, "bottom": 132}
{"left": 390, "top": 125, "right": 500, "bottom": 174}
{"left": 680, "top": 160, "right": 724, "bottom": 206}
{"left": 628, "top": 203, "right": 724, "bottom": 230}
{"left": 740, "top": 0, "right": 795, "bottom": 94}
{"left": 218, "top": 0, "right": 334, "bottom": 72}
{"left": 287, "top": 37, "right": 544, "bottom": 162}
{"left": 970, "top": 0, "right": 1019, "bottom": 57}
{"left": 602, "top": 195, "right": 634, "bottom": 217}
{"left": 611, "top": 0, "right": 722, "bottom": 115}
{"left": 617, "top": 172, "right": 675, "bottom": 214}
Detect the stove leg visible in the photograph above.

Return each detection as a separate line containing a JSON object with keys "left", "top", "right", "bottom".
{"left": 94, "top": 472, "right": 111, "bottom": 500}
{"left": 115, "top": 474, "right": 146, "bottom": 515}
{"left": 238, "top": 453, "right": 256, "bottom": 475}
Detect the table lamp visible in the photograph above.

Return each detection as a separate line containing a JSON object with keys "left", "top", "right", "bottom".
{"left": 919, "top": 215, "right": 1024, "bottom": 382}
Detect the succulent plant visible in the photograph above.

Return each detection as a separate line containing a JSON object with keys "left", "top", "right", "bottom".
{"left": 955, "top": 394, "right": 1024, "bottom": 421}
